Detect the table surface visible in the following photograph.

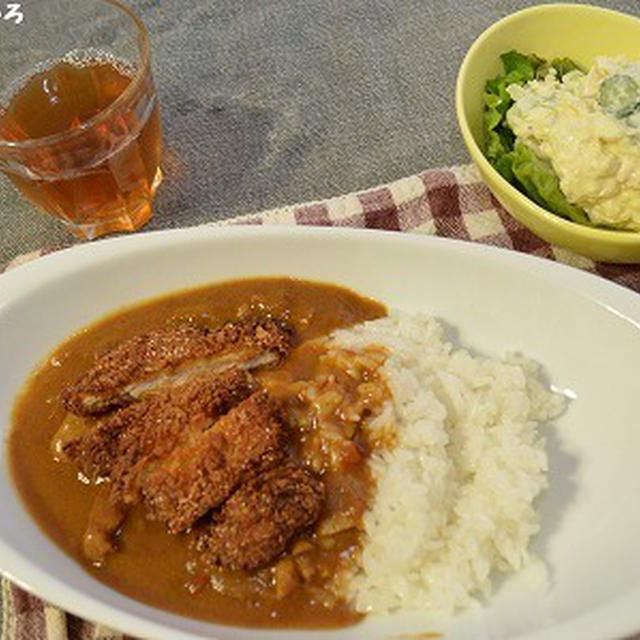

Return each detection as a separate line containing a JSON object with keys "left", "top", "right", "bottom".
{"left": 0, "top": 0, "right": 638, "bottom": 265}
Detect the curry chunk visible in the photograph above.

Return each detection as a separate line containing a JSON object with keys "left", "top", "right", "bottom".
{"left": 198, "top": 461, "right": 324, "bottom": 571}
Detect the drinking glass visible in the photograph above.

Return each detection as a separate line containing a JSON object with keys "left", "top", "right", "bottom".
{"left": 0, "top": 0, "right": 163, "bottom": 239}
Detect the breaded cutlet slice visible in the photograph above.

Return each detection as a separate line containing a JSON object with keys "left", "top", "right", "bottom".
{"left": 62, "top": 316, "right": 292, "bottom": 416}
{"left": 197, "top": 461, "right": 324, "bottom": 571}
{"left": 141, "top": 390, "right": 289, "bottom": 534}
{"left": 62, "top": 367, "right": 254, "bottom": 487}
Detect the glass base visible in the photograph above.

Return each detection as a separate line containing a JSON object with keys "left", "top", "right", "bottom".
{"left": 58, "top": 167, "right": 163, "bottom": 240}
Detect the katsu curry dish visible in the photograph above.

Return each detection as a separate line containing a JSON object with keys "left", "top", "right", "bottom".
{"left": 9, "top": 277, "right": 566, "bottom": 628}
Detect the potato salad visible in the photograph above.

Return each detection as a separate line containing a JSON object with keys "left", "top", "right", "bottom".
{"left": 484, "top": 52, "right": 640, "bottom": 231}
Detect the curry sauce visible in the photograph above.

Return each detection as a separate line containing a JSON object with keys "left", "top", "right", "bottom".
{"left": 9, "top": 278, "right": 386, "bottom": 628}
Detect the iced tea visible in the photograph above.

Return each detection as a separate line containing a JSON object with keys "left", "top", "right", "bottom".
{"left": 0, "top": 52, "right": 162, "bottom": 238}
{"left": 0, "top": 0, "right": 163, "bottom": 239}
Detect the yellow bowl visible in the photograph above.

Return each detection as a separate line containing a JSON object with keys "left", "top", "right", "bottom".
{"left": 456, "top": 3, "right": 640, "bottom": 263}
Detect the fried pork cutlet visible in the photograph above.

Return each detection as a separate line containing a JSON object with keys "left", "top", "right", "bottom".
{"left": 141, "top": 391, "right": 289, "bottom": 533}
{"left": 62, "top": 367, "right": 255, "bottom": 486}
{"left": 198, "top": 461, "right": 324, "bottom": 571}
{"left": 62, "top": 316, "right": 293, "bottom": 416}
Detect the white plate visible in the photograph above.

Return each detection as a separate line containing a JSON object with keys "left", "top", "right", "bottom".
{"left": 1, "top": 226, "right": 640, "bottom": 640}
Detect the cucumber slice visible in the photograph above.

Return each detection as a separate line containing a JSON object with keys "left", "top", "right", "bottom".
{"left": 598, "top": 74, "right": 640, "bottom": 118}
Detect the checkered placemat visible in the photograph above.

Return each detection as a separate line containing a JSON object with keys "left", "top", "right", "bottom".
{"left": 2, "top": 162, "right": 639, "bottom": 639}
{"left": 6, "top": 163, "right": 639, "bottom": 290}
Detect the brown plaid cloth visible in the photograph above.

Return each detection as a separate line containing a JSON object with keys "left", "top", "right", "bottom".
{"left": 2, "top": 163, "right": 640, "bottom": 639}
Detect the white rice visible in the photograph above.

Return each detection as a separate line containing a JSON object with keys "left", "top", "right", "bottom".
{"left": 329, "top": 311, "right": 566, "bottom": 616}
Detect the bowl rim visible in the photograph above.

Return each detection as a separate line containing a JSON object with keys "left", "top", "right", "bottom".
{"left": 455, "top": 2, "right": 640, "bottom": 246}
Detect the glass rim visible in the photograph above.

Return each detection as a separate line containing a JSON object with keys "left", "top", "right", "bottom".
{"left": 0, "top": 0, "right": 151, "bottom": 152}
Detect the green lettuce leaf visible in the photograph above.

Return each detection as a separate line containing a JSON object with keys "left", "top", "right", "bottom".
{"left": 482, "top": 50, "right": 592, "bottom": 226}
{"left": 536, "top": 57, "right": 584, "bottom": 80}
{"left": 551, "top": 57, "right": 583, "bottom": 78}
{"left": 483, "top": 51, "right": 544, "bottom": 180}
